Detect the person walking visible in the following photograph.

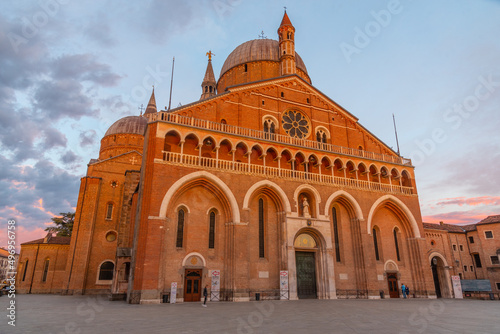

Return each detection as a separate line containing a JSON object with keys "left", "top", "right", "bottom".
{"left": 405, "top": 285, "right": 410, "bottom": 298}
{"left": 203, "top": 285, "right": 208, "bottom": 307}
{"left": 401, "top": 283, "right": 406, "bottom": 298}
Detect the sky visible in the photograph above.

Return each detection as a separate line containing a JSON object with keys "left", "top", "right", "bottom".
{"left": 1, "top": 0, "right": 499, "bottom": 248}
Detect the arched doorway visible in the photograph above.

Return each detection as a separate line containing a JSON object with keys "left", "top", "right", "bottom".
{"left": 182, "top": 253, "right": 206, "bottom": 302}
{"left": 431, "top": 256, "right": 443, "bottom": 298}
{"left": 294, "top": 233, "right": 318, "bottom": 299}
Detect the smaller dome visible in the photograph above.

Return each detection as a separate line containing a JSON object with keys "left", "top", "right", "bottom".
{"left": 104, "top": 116, "right": 147, "bottom": 137}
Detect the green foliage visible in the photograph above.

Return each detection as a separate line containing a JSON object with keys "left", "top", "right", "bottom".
{"left": 44, "top": 212, "right": 75, "bottom": 237}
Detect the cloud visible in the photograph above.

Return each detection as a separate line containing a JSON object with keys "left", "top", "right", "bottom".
{"left": 84, "top": 19, "right": 116, "bottom": 47}
{"left": 422, "top": 211, "right": 493, "bottom": 225}
{"left": 79, "top": 129, "right": 97, "bottom": 147}
{"left": 51, "top": 54, "right": 121, "bottom": 86}
{"left": 60, "top": 150, "right": 80, "bottom": 164}
{"left": 436, "top": 196, "right": 500, "bottom": 207}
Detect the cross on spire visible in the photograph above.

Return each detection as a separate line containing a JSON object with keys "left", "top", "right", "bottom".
{"left": 138, "top": 104, "right": 144, "bottom": 116}
{"left": 284, "top": 6, "right": 287, "bottom": 12}
{"left": 258, "top": 31, "right": 267, "bottom": 39}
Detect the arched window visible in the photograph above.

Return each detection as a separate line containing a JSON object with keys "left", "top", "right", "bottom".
{"left": 22, "top": 260, "right": 29, "bottom": 282}
{"left": 176, "top": 209, "right": 185, "bottom": 248}
{"left": 209, "top": 211, "right": 216, "bottom": 249}
{"left": 259, "top": 198, "right": 265, "bottom": 258}
{"left": 42, "top": 259, "right": 50, "bottom": 282}
{"left": 98, "top": 261, "right": 114, "bottom": 281}
{"left": 315, "top": 128, "right": 328, "bottom": 145}
{"left": 332, "top": 207, "right": 341, "bottom": 262}
{"left": 373, "top": 228, "right": 380, "bottom": 261}
{"left": 105, "top": 203, "right": 113, "bottom": 220}
{"left": 394, "top": 228, "right": 401, "bottom": 261}
{"left": 244, "top": 64, "right": 248, "bottom": 72}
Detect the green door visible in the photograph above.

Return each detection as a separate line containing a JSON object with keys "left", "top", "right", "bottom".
{"left": 295, "top": 251, "right": 317, "bottom": 299}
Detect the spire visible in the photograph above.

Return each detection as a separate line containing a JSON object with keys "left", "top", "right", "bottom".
{"left": 278, "top": 11, "right": 296, "bottom": 76}
{"left": 200, "top": 51, "right": 217, "bottom": 100}
{"left": 280, "top": 10, "right": 293, "bottom": 28}
{"left": 144, "top": 87, "right": 157, "bottom": 114}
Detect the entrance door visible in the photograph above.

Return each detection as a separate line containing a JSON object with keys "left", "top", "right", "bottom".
{"left": 295, "top": 251, "right": 317, "bottom": 299}
{"left": 184, "top": 269, "right": 202, "bottom": 302}
{"left": 387, "top": 274, "right": 399, "bottom": 298}
{"left": 431, "top": 262, "right": 442, "bottom": 298}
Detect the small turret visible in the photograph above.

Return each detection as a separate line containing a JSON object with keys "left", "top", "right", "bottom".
{"left": 200, "top": 50, "right": 217, "bottom": 100}
{"left": 278, "top": 10, "right": 296, "bottom": 76}
{"left": 144, "top": 88, "right": 157, "bottom": 115}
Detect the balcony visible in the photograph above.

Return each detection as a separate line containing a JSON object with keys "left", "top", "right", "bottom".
{"left": 156, "top": 152, "right": 415, "bottom": 196}
{"left": 147, "top": 112, "right": 412, "bottom": 166}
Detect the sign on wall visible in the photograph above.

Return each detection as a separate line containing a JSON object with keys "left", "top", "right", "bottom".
{"left": 170, "top": 282, "right": 177, "bottom": 304}
{"left": 211, "top": 270, "right": 220, "bottom": 302}
{"left": 280, "top": 270, "right": 289, "bottom": 300}
{"left": 451, "top": 275, "right": 463, "bottom": 299}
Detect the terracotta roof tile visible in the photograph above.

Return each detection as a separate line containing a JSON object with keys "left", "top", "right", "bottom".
{"left": 422, "top": 222, "right": 466, "bottom": 233}
{"left": 477, "top": 215, "right": 500, "bottom": 225}
{"left": 21, "top": 236, "right": 71, "bottom": 245}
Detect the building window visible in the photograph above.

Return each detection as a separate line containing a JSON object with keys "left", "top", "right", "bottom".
{"left": 373, "top": 228, "right": 380, "bottom": 261}
{"left": 263, "top": 119, "right": 276, "bottom": 135}
{"left": 98, "top": 261, "right": 114, "bottom": 281}
{"left": 463, "top": 265, "right": 467, "bottom": 272}
{"left": 459, "top": 245, "right": 464, "bottom": 251}
{"left": 491, "top": 256, "right": 500, "bottom": 265}
{"left": 244, "top": 64, "right": 248, "bottom": 72}
{"left": 209, "top": 211, "right": 215, "bottom": 249}
{"left": 470, "top": 266, "right": 474, "bottom": 271}
{"left": 394, "top": 228, "right": 401, "bottom": 261}
{"left": 496, "top": 282, "right": 500, "bottom": 290}
{"left": 22, "top": 260, "right": 29, "bottom": 282}
{"left": 42, "top": 259, "right": 50, "bottom": 282}
{"left": 176, "top": 209, "right": 185, "bottom": 248}
{"left": 281, "top": 92, "right": 284, "bottom": 98}
{"left": 468, "top": 236, "right": 474, "bottom": 243}
{"left": 473, "top": 253, "right": 482, "bottom": 268}
{"left": 485, "top": 231, "right": 493, "bottom": 239}
{"left": 259, "top": 198, "right": 265, "bottom": 258}
{"left": 459, "top": 273, "right": 463, "bottom": 279}
{"left": 452, "top": 244, "right": 457, "bottom": 251}
{"left": 282, "top": 110, "right": 310, "bottom": 139}
{"left": 105, "top": 203, "right": 113, "bottom": 220}
{"left": 316, "top": 129, "right": 327, "bottom": 144}
{"left": 332, "top": 207, "right": 340, "bottom": 262}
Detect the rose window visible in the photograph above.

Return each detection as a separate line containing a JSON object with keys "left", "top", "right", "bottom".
{"left": 282, "top": 110, "right": 310, "bottom": 139}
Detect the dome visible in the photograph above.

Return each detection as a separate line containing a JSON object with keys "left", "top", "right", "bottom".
{"left": 219, "top": 39, "right": 308, "bottom": 77}
{"left": 104, "top": 116, "right": 147, "bottom": 137}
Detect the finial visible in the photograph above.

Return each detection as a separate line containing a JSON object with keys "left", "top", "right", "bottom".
{"left": 138, "top": 104, "right": 144, "bottom": 116}
{"left": 206, "top": 50, "right": 215, "bottom": 61}
{"left": 284, "top": 6, "right": 287, "bottom": 12}
{"left": 258, "top": 31, "right": 267, "bottom": 39}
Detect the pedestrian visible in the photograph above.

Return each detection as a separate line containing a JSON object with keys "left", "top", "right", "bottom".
{"left": 405, "top": 285, "right": 410, "bottom": 298}
{"left": 203, "top": 284, "right": 208, "bottom": 307}
{"left": 401, "top": 283, "right": 406, "bottom": 298}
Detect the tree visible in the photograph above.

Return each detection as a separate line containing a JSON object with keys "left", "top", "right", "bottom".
{"left": 45, "top": 212, "right": 75, "bottom": 237}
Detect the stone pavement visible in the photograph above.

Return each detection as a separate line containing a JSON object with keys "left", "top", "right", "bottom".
{"left": 1, "top": 295, "right": 499, "bottom": 334}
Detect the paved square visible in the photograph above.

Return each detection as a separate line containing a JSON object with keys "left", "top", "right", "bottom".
{"left": 1, "top": 295, "right": 499, "bottom": 333}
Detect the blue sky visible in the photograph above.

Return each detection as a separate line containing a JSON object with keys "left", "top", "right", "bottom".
{"left": 1, "top": 0, "right": 499, "bottom": 246}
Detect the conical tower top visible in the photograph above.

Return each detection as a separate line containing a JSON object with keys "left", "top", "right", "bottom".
{"left": 200, "top": 51, "right": 217, "bottom": 100}
{"left": 279, "top": 10, "right": 293, "bottom": 28}
{"left": 144, "top": 87, "right": 157, "bottom": 114}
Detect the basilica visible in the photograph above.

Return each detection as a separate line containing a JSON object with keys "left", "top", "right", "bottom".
{"left": 17, "top": 12, "right": 450, "bottom": 303}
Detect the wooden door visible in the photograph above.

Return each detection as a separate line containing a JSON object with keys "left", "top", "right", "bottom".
{"left": 387, "top": 274, "right": 399, "bottom": 298}
{"left": 184, "top": 269, "right": 202, "bottom": 302}
{"left": 295, "top": 251, "right": 317, "bottom": 299}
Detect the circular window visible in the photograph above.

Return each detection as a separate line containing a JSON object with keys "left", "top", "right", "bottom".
{"left": 282, "top": 110, "right": 310, "bottom": 139}
{"left": 106, "top": 231, "right": 117, "bottom": 242}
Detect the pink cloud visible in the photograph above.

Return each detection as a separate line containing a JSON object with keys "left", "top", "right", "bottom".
{"left": 0, "top": 225, "right": 46, "bottom": 253}
{"left": 422, "top": 210, "right": 496, "bottom": 225}
{"left": 436, "top": 196, "right": 500, "bottom": 207}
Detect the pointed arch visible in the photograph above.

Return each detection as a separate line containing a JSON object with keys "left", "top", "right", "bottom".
{"left": 324, "top": 190, "right": 364, "bottom": 219}
{"left": 159, "top": 171, "right": 240, "bottom": 224}
{"left": 242, "top": 180, "right": 291, "bottom": 213}
{"left": 367, "top": 195, "right": 420, "bottom": 238}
